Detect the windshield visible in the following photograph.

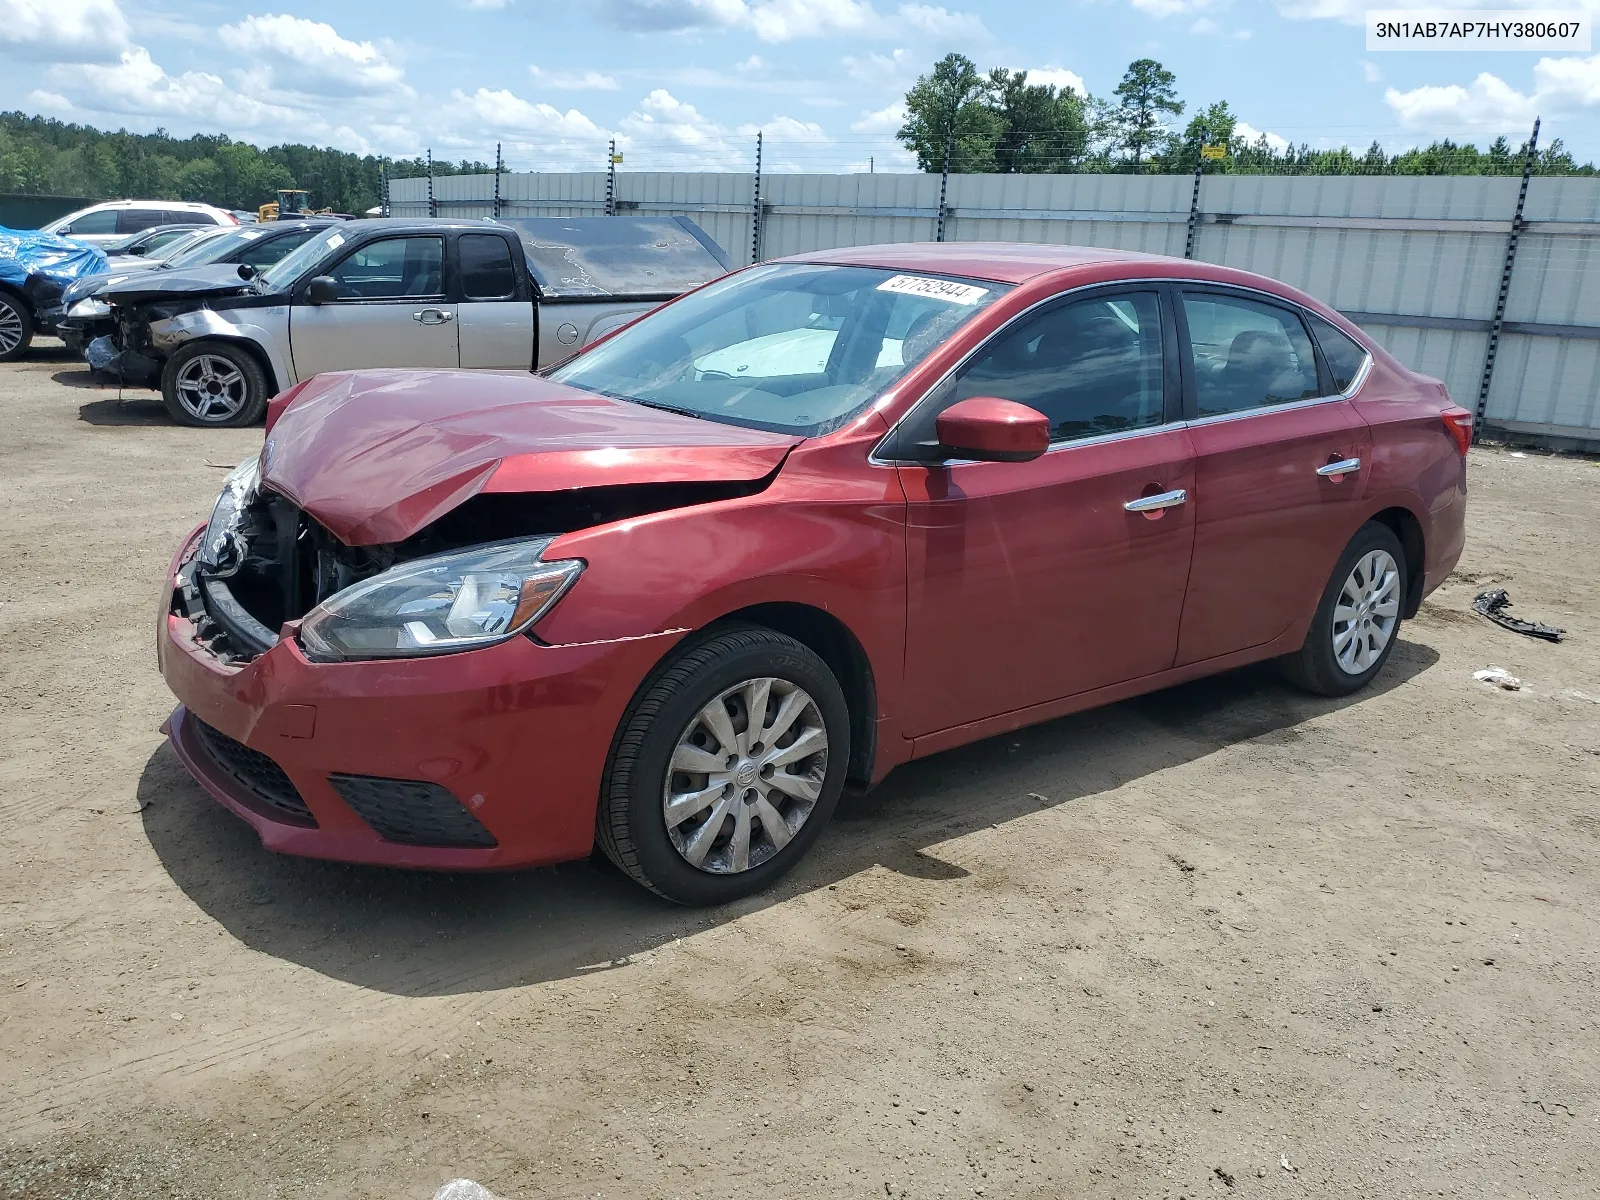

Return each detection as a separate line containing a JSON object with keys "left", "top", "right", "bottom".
{"left": 258, "top": 224, "right": 350, "bottom": 290}
{"left": 164, "top": 225, "right": 267, "bottom": 268}
{"left": 548, "top": 263, "right": 1011, "bottom": 435}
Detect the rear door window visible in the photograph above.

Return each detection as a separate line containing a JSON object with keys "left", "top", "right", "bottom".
{"left": 459, "top": 234, "right": 517, "bottom": 300}
{"left": 117, "top": 209, "right": 169, "bottom": 233}
{"left": 1306, "top": 313, "right": 1371, "bottom": 393}
{"left": 1181, "top": 293, "right": 1321, "bottom": 417}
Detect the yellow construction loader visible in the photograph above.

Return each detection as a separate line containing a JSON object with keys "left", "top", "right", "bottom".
{"left": 258, "top": 189, "right": 336, "bottom": 222}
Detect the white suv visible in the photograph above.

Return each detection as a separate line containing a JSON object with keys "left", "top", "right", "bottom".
{"left": 43, "top": 200, "right": 236, "bottom": 248}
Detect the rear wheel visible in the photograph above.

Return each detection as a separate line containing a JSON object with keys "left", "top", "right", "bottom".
{"left": 0, "top": 292, "right": 34, "bottom": 362}
{"left": 161, "top": 341, "right": 269, "bottom": 427}
{"left": 1281, "top": 521, "right": 1407, "bottom": 697}
{"left": 596, "top": 625, "right": 850, "bottom": 905}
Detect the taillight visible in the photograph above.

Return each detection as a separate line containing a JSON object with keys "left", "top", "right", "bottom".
{"left": 1442, "top": 408, "right": 1473, "bottom": 457}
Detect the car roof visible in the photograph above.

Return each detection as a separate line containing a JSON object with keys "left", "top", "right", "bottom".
{"left": 82, "top": 199, "right": 226, "bottom": 211}
{"left": 783, "top": 241, "right": 1176, "bottom": 285}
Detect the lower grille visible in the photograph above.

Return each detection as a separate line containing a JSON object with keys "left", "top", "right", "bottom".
{"left": 328, "top": 774, "right": 498, "bottom": 848}
{"left": 192, "top": 718, "right": 317, "bottom": 826}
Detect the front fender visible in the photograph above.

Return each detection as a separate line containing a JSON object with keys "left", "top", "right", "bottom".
{"left": 147, "top": 306, "right": 294, "bottom": 391}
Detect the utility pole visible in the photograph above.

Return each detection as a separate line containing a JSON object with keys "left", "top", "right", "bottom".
{"left": 870, "top": 156, "right": 874, "bottom": 173}
{"left": 1474, "top": 115, "right": 1540, "bottom": 442}
{"left": 605, "top": 138, "right": 617, "bottom": 216}
{"left": 935, "top": 125, "right": 953, "bottom": 242}
{"left": 493, "top": 142, "right": 502, "bottom": 219}
{"left": 426, "top": 148, "right": 436, "bottom": 217}
{"left": 750, "top": 131, "right": 764, "bottom": 265}
{"left": 378, "top": 160, "right": 389, "bottom": 218}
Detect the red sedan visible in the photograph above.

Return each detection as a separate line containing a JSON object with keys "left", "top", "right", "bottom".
{"left": 158, "top": 243, "right": 1470, "bottom": 904}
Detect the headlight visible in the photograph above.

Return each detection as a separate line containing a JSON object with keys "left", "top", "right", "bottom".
{"left": 299, "top": 538, "right": 583, "bottom": 661}
{"left": 199, "top": 455, "right": 261, "bottom": 570}
{"left": 68, "top": 298, "right": 110, "bottom": 319}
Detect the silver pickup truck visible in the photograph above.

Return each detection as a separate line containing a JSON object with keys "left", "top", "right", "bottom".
{"left": 94, "top": 216, "right": 732, "bottom": 427}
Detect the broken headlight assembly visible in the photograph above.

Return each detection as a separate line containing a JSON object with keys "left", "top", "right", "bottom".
{"left": 199, "top": 454, "right": 261, "bottom": 572}
{"left": 68, "top": 298, "right": 111, "bottom": 319}
{"left": 298, "top": 538, "right": 583, "bottom": 662}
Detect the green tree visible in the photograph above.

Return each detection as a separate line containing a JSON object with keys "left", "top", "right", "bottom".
{"left": 986, "top": 68, "right": 1094, "bottom": 173}
{"left": 1174, "top": 100, "right": 1236, "bottom": 172}
{"left": 897, "top": 53, "right": 1002, "bottom": 172}
{"left": 1112, "top": 58, "right": 1184, "bottom": 170}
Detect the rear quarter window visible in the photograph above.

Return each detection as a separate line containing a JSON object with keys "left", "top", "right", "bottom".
{"left": 1307, "top": 313, "right": 1371, "bottom": 393}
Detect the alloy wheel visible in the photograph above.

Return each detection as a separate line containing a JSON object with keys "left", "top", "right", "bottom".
{"left": 1332, "top": 548, "right": 1401, "bottom": 675}
{"left": 173, "top": 353, "right": 249, "bottom": 423}
{"left": 662, "top": 677, "right": 829, "bottom": 875}
{"left": 0, "top": 301, "right": 22, "bottom": 356}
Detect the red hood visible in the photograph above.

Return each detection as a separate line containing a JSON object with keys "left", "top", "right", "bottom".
{"left": 261, "top": 370, "right": 800, "bottom": 545}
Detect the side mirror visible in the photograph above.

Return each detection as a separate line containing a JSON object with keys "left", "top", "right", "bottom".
{"left": 128, "top": 244, "right": 149, "bottom": 256}
{"left": 933, "top": 396, "right": 1051, "bottom": 463}
{"left": 306, "top": 275, "right": 338, "bottom": 305}
{"left": 236, "top": 263, "right": 257, "bottom": 280}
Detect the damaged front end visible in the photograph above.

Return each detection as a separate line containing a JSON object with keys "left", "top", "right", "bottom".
{"left": 173, "top": 458, "right": 775, "bottom": 666}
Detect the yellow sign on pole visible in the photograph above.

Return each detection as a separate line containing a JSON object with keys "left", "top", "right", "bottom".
{"left": 1200, "top": 144, "right": 1228, "bottom": 161}
{"left": 609, "top": 153, "right": 625, "bottom": 164}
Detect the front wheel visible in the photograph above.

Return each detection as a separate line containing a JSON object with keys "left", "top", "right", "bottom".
{"left": 0, "top": 292, "right": 34, "bottom": 362}
{"left": 1281, "top": 521, "right": 1407, "bottom": 697}
{"left": 161, "top": 341, "right": 270, "bottom": 427}
{"left": 596, "top": 625, "right": 851, "bottom": 905}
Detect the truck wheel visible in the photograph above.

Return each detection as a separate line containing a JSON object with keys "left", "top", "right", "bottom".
{"left": 596, "top": 625, "right": 850, "bottom": 906}
{"left": 0, "top": 292, "right": 34, "bottom": 362}
{"left": 161, "top": 341, "right": 270, "bottom": 427}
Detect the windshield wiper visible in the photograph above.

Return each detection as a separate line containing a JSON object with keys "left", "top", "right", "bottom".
{"left": 621, "top": 396, "right": 708, "bottom": 421}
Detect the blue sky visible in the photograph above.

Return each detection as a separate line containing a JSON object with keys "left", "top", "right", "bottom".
{"left": 2, "top": 0, "right": 1597, "bottom": 170}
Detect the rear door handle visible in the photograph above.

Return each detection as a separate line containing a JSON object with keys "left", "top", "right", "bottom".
{"left": 1316, "top": 457, "right": 1361, "bottom": 477}
{"left": 413, "top": 308, "right": 454, "bottom": 325}
{"left": 1124, "top": 489, "right": 1188, "bottom": 513}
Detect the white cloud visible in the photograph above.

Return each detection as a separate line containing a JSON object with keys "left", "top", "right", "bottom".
{"left": 467, "top": 0, "right": 512, "bottom": 7}
{"left": 217, "top": 15, "right": 406, "bottom": 96}
{"left": 530, "top": 65, "right": 620, "bottom": 90}
{"left": 1362, "top": 59, "right": 1382, "bottom": 83}
{"left": 843, "top": 47, "right": 916, "bottom": 86}
{"left": 851, "top": 101, "right": 906, "bottom": 133}
{"left": 1128, "top": 0, "right": 1213, "bottom": 17}
{"left": 0, "top": 0, "right": 129, "bottom": 62}
{"left": 737, "top": 54, "right": 766, "bottom": 70}
{"left": 57, "top": 47, "right": 302, "bottom": 128}
{"left": 27, "top": 88, "right": 73, "bottom": 110}
{"left": 1021, "top": 66, "right": 1087, "bottom": 96}
{"left": 1235, "top": 121, "right": 1290, "bottom": 152}
{"left": 598, "top": 0, "right": 986, "bottom": 41}
{"left": 1277, "top": 0, "right": 1600, "bottom": 24}
{"left": 1385, "top": 55, "right": 1600, "bottom": 135}
{"left": 453, "top": 87, "right": 606, "bottom": 138}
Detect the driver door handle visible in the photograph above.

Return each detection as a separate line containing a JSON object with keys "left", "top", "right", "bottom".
{"left": 1124, "top": 489, "right": 1188, "bottom": 513}
{"left": 413, "top": 308, "right": 454, "bottom": 325}
{"left": 1316, "top": 457, "right": 1362, "bottom": 477}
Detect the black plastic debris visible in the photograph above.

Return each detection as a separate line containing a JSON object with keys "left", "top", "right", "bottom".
{"left": 1473, "top": 588, "right": 1565, "bottom": 643}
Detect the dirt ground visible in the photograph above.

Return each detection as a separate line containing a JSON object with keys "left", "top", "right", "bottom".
{"left": 1, "top": 340, "right": 1598, "bottom": 1200}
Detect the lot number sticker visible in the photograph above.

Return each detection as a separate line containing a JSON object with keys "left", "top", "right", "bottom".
{"left": 876, "top": 275, "right": 989, "bottom": 305}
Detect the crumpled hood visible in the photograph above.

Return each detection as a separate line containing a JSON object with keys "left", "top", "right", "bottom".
{"left": 261, "top": 369, "right": 801, "bottom": 545}
{"left": 100, "top": 263, "right": 263, "bottom": 303}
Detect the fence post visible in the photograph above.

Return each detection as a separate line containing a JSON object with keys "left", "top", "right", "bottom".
{"left": 426, "top": 149, "right": 436, "bottom": 217}
{"left": 493, "top": 142, "right": 502, "bottom": 219}
{"left": 1473, "top": 115, "right": 1539, "bottom": 442}
{"left": 1183, "top": 141, "right": 1204, "bottom": 259}
{"left": 379, "top": 160, "right": 389, "bottom": 218}
{"left": 935, "top": 127, "right": 953, "bottom": 242}
{"left": 605, "top": 138, "right": 617, "bottom": 217}
{"left": 750, "top": 131, "right": 764, "bottom": 265}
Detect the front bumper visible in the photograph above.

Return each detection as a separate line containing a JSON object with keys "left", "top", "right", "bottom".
{"left": 158, "top": 526, "right": 682, "bottom": 869}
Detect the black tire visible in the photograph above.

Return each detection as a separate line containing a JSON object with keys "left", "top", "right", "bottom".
{"left": 0, "top": 292, "right": 34, "bottom": 363}
{"left": 597, "top": 624, "right": 851, "bottom": 906}
{"left": 1280, "top": 521, "right": 1408, "bottom": 697}
{"left": 160, "top": 340, "right": 270, "bottom": 428}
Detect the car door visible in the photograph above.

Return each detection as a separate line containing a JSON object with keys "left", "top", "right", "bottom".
{"left": 1173, "top": 287, "right": 1373, "bottom": 667}
{"left": 896, "top": 287, "right": 1197, "bottom": 738}
{"left": 455, "top": 231, "right": 534, "bottom": 370}
{"left": 289, "top": 233, "right": 458, "bottom": 379}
